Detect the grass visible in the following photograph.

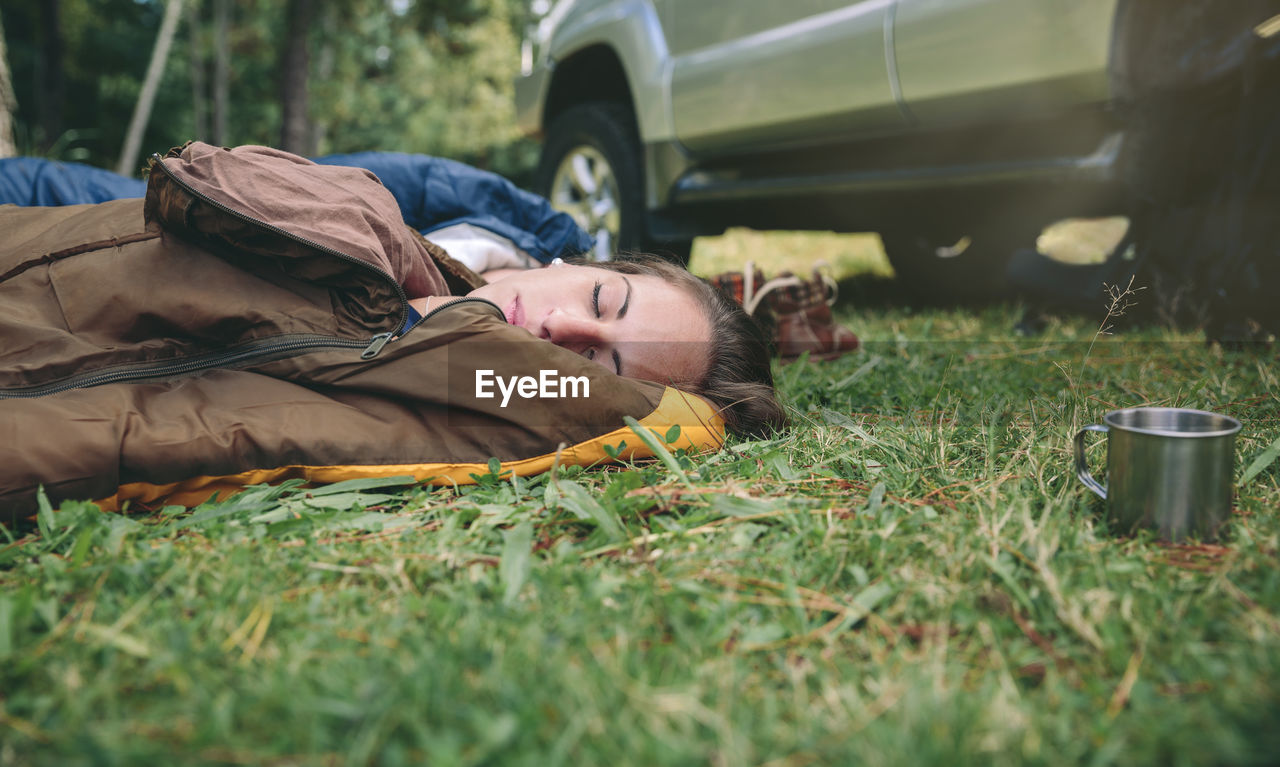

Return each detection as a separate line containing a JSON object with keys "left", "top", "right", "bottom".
{"left": 2, "top": 231, "right": 1279, "bottom": 766}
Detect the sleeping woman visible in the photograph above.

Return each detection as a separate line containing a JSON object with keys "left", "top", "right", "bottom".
{"left": 0, "top": 142, "right": 784, "bottom": 519}
{"left": 422, "top": 255, "right": 785, "bottom": 438}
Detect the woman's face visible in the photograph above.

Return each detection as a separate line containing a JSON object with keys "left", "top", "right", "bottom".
{"left": 467, "top": 264, "right": 711, "bottom": 386}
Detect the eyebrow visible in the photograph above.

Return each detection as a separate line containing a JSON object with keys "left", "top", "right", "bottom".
{"left": 612, "top": 276, "right": 631, "bottom": 376}
{"left": 616, "top": 276, "right": 632, "bottom": 320}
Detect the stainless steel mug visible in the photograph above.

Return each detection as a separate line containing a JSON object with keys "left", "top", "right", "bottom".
{"left": 1074, "top": 407, "right": 1242, "bottom": 541}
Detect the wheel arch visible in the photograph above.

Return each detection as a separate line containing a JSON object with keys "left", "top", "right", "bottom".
{"left": 540, "top": 0, "right": 673, "bottom": 142}
{"left": 544, "top": 45, "right": 636, "bottom": 129}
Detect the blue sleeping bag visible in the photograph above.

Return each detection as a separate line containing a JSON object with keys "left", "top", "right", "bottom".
{"left": 0, "top": 152, "right": 591, "bottom": 264}
{"left": 0, "top": 157, "right": 147, "bottom": 205}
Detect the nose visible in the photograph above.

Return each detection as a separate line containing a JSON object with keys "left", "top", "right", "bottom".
{"left": 541, "top": 309, "right": 609, "bottom": 353}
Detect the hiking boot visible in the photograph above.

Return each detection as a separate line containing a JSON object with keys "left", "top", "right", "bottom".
{"left": 710, "top": 262, "right": 860, "bottom": 362}
{"left": 764, "top": 269, "right": 860, "bottom": 361}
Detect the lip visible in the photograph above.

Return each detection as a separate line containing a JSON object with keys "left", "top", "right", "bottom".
{"left": 505, "top": 294, "right": 524, "bottom": 327}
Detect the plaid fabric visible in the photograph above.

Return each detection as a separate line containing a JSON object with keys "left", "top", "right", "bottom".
{"left": 708, "top": 268, "right": 767, "bottom": 309}
{"left": 762, "top": 271, "right": 833, "bottom": 315}
{"left": 708, "top": 266, "right": 859, "bottom": 361}
{"left": 775, "top": 302, "right": 859, "bottom": 361}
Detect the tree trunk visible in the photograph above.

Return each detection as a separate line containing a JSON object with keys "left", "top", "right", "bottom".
{"left": 38, "top": 0, "right": 65, "bottom": 152}
{"left": 311, "top": 26, "right": 336, "bottom": 155}
{"left": 212, "top": 0, "right": 230, "bottom": 145}
{"left": 0, "top": 12, "right": 18, "bottom": 158}
{"left": 116, "top": 0, "right": 185, "bottom": 175}
{"left": 279, "top": 0, "right": 314, "bottom": 154}
{"left": 188, "top": 0, "right": 208, "bottom": 141}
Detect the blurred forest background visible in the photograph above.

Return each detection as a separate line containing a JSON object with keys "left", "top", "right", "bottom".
{"left": 0, "top": 0, "right": 541, "bottom": 183}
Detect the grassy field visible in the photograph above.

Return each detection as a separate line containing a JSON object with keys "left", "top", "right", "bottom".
{"left": 2, "top": 231, "right": 1278, "bottom": 766}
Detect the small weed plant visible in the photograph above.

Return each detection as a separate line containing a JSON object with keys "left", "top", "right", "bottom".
{"left": 1059, "top": 275, "right": 1147, "bottom": 430}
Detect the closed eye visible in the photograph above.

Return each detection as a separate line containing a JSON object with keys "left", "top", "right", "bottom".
{"left": 583, "top": 347, "right": 618, "bottom": 375}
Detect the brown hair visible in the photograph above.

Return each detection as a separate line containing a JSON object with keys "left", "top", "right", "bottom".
{"left": 581, "top": 255, "right": 788, "bottom": 438}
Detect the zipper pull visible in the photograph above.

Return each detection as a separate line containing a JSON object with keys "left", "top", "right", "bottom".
{"left": 361, "top": 332, "right": 394, "bottom": 359}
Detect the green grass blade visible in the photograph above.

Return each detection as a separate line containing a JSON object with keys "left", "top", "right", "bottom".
{"left": 1241, "top": 435, "right": 1280, "bottom": 485}
{"left": 555, "top": 481, "right": 627, "bottom": 541}
{"left": 303, "top": 476, "right": 420, "bottom": 496}
{"left": 500, "top": 522, "right": 534, "bottom": 606}
{"left": 623, "top": 415, "right": 691, "bottom": 486}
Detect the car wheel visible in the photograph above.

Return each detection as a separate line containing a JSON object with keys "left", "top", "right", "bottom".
{"left": 879, "top": 224, "right": 1036, "bottom": 302}
{"left": 535, "top": 102, "right": 692, "bottom": 264}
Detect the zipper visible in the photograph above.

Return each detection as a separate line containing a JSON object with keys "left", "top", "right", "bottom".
{"left": 148, "top": 154, "right": 412, "bottom": 333}
{"left": 0, "top": 334, "right": 392, "bottom": 400}
{"left": 401, "top": 296, "right": 504, "bottom": 335}
{"left": 367, "top": 297, "right": 503, "bottom": 356}
{"left": 1, "top": 299, "right": 504, "bottom": 399}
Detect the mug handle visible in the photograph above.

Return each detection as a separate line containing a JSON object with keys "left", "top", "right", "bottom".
{"left": 1074, "top": 424, "right": 1109, "bottom": 499}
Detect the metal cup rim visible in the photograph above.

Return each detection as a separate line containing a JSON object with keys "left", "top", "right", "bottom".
{"left": 1103, "top": 407, "right": 1242, "bottom": 438}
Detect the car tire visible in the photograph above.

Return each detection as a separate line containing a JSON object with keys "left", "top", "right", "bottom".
{"left": 879, "top": 223, "right": 1039, "bottom": 302}
{"left": 534, "top": 102, "right": 692, "bottom": 265}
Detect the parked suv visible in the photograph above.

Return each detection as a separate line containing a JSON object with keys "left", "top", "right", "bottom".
{"left": 516, "top": 0, "right": 1280, "bottom": 301}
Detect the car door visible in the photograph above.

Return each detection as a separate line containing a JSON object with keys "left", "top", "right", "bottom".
{"left": 891, "top": 0, "right": 1119, "bottom": 125}
{"left": 663, "top": 0, "right": 905, "bottom": 153}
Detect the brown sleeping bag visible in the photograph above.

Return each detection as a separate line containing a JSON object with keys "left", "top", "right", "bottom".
{"left": 0, "top": 143, "right": 723, "bottom": 521}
